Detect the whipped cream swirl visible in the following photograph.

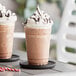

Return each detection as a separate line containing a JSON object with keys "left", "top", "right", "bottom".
{"left": 0, "top": 4, "right": 17, "bottom": 25}
{"left": 24, "top": 5, "right": 53, "bottom": 28}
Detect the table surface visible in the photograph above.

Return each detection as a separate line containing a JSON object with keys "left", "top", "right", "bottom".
{"left": 0, "top": 59, "right": 76, "bottom": 76}
{"left": 0, "top": 50, "right": 75, "bottom": 76}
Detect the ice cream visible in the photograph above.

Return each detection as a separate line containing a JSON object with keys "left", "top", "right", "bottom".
{"left": 24, "top": 5, "right": 53, "bottom": 28}
{"left": 0, "top": 4, "right": 17, "bottom": 26}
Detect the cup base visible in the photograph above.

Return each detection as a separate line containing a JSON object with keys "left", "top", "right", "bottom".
{"left": 28, "top": 59, "right": 48, "bottom": 65}
{"left": 20, "top": 60, "right": 56, "bottom": 69}
{"left": 0, "top": 54, "right": 19, "bottom": 62}
{"left": 0, "top": 53, "right": 12, "bottom": 59}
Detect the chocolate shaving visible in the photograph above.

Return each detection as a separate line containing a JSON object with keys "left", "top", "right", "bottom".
{"left": 0, "top": 11, "right": 3, "bottom": 17}
{"left": 46, "top": 18, "right": 48, "bottom": 23}
{"left": 49, "top": 18, "right": 51, "bottom": 23}
{"left": 43, "top": 18, "right": 48, "bottom": 23}
{"left": 33, "top": 18, "right": 37, "bottom": 22}
{"left": 33, "top": 13, "right": 36, "bottom": 16}
{"left": 30, "top": 16, "right": 39, "bottom": 22}
{"left": 5, "top": 13, "right": 10, "bottom": 17}
{"left": 24, "top": 19, "right": 27, "bottom": 24}
{"left": 36, "top": 7, "right": 41, "bottom": 16}
{"left": 37, "top": 17, "right": 40, "bottom": 22}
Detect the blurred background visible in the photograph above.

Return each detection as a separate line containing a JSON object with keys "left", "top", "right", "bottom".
{"left": 0, "top": 0, "right": 76, "bottom": 64}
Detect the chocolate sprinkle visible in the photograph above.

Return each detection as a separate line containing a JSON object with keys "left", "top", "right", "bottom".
{"left": 0, "top": 11, "right": 3, "bottom": 17}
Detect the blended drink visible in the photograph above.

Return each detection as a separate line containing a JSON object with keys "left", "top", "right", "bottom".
{"left": 0, "top": 4, "right": 17, "bottom": 59}
{"left": 24, "top": 6, "right": 53, "bottom": 65}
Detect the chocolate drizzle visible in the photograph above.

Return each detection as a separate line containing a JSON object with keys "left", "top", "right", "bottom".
{"left": 24, "top": 5, "right": 52, "bottom": 25}
{"left": 24, "top": 19, "right": 27, "bottom": 24}
{"left": 49, "top": 18, "right": 51, "bottom": 23}
{"left": 36, "top": 6, "right": 41, "bottom": 16}
{"left": 33, "top": 13, "right": 36, "bottom": 16}
{"left": 0, "top": 11, "right": 2, "bottom": 17}
{"left": 30, "top": 16, "right": 40, "bottom": 23}
{"left": 5, "top": 13, "right": 10, "bottom": 17}
{"left": 37, "top": 17, "right": 40, "bottom": 22}
{"left": 0, "top": 4, "right": 17, "bottom": 20}
{"left": 31, "top": 17, "right": 37, "bottom": 22}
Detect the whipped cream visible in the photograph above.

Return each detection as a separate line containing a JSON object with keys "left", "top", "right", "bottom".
{"left": 24, "top": 5, "right": 53, "bottom": 29}
{"left": 0, "top": 4, "right": 17, "bottom": 26}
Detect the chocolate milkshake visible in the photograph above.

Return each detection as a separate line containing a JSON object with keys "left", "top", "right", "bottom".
{"left": 24, "top": 6, "right": 53, "bottom": 65}
{"left": 0, "top": 4, "right": 17, "bottom": 59}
